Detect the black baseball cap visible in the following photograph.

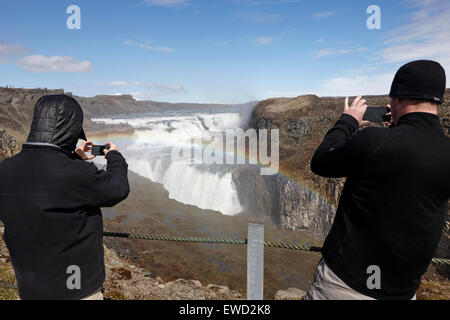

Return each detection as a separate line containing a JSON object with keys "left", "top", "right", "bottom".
{"left": 389, "top": 60, "right": 446, "bottom": 104}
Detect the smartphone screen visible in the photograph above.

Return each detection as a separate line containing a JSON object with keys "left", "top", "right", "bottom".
{"left": 363, "top": 107, "right": 391, "bottom": 122}
{"left": 91, "top": 145, "right": 107, "bottom": 156}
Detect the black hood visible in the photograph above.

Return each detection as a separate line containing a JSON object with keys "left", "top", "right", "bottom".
{"left": 27, "top": 95, "right": 87, "bottom": 151}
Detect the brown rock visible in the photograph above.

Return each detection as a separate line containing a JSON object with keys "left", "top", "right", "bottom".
{"left": 111, "top": 267, "right": 133, "bottom": 280}
{"left": 274, "top": 288, "right": 306, "bottom": 300}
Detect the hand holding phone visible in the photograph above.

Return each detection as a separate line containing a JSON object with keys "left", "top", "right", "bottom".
{"left": 92, "top": 142, "right": 119, "bottom": 156}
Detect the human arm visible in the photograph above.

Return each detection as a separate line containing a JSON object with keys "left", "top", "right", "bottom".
{"left": 83, "top": 142, "right": 130, "bottom": 208}
{"left": 310, "top": 97, "right": 370, "bottom": 178}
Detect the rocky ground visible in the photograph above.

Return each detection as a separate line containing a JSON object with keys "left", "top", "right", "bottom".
{"left": 104, "top": 245, "right": 244, "bottom": 300}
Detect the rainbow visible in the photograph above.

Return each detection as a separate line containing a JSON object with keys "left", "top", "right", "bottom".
{"left": 87, "top": 129, "right": 337, "bottom": 211}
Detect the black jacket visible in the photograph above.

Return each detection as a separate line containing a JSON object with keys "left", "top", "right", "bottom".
{"left": 311, "top": 112, "right": 450, "bottom": 300}
{"left": 0, "top": 96, "right": 130, "bottom": 299}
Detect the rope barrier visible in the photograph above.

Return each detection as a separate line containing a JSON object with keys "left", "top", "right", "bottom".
{"left": 0, "top": 281, "right": 17, "bottom": 290}
{"left": 0, "top": 222, "right": 449, "bottom": 294}
{"left": 103, "top": 232, "right": 323, "bottom": 252}
{"left": 263, "top": 240, "right": 322, "bottom": 252}
{"left": 103, "top": 231, "right": 248, "bottom": 245}
{"left": 431, "top": 258, "right": 450, "bottom": 266}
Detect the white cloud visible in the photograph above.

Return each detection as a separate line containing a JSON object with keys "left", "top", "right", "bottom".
{"left": 98, "top": 81, "right": 130, "bottom": 86}
{"left": 314, "top": 49, "right": 335, "bottom": 58}
{"left": 317, "top": 72, "right": 394, "bottom": 97}
{"left": 313, "top": 1, "right": 450, "bottom": 98}
{"left": 253, "top": 37, "right": 274, "bottom": 45}
{"left": 314, "top": 47, "right": 370, "bottom": 58}
{"left": 404, "top": 0, "right": 440, "bottom": 9}
{"left": 377, "top": 0, "right": 450, "bottom": 72}
{"left": 124, "top": 40, "right": 174, "bottom": 52}
{"left": 264, "top": 90, "right": 302, "bottom": 97}
{"left": 97, "top": 81, "right": 186, "bottom": 100}
{"left": 345, "top": 66, "right": 377, "bottom": 76}
{"left": 142, "top": 0, "right": 190, "bottom": 8}
{"left": 312, "top": 11, "right": 334, "bottom": 20}
{"left": 0, "top": 41, "right": 29, "bottom": 63}
{"left": 16, "top": 55, "right": 92, "bottom": 73}
{"left": 0, "top": 41, "right": 29, "bottom": 57}
{"left": 1, "top": 41, "right": 94, "bottom": 74}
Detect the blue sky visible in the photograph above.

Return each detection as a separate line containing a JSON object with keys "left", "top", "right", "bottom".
{"left": 0, "top": 0, "right": 449, "bottom": 103}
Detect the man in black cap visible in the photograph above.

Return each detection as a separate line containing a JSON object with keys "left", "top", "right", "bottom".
{"left": 306, "top": 60, "right": 450, "bottom": 300}
{"left": 0, "top": 95, "right": 130, "bottom": 300}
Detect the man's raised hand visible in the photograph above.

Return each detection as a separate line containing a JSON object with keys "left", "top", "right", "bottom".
{"left": 343, "top": 96, "right": 370, "bottom": 127}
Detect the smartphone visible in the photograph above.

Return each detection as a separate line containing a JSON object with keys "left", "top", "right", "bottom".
{"left": 91, "top": 145, "right": 110, "bottom": 156}
{"left": 363, "top": 106, "right": 391, "bottom": 122}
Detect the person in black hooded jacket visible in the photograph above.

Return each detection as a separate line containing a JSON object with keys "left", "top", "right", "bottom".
{"left": 0, "top": 94, "right": 130, "bottom": 300}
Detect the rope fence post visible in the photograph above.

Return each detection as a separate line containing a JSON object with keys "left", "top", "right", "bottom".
{"left": 247, "top": 223, "right": 264, "bottom": 300}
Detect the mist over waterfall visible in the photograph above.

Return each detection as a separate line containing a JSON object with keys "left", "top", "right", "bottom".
{"left": 92, "top": 104, "right": 257, "bottom": 215}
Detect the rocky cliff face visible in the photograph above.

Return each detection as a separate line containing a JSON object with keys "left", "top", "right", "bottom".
{"left": 270, "top": 175, "right": 336, "bottom": 237}
{"left": 234, "top": 95, "right": 344, "bottom": 239}
{"left": 232, "top": 165, "right": 336, "bottom": 239}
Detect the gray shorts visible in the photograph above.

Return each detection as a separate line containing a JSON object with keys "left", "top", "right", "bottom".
{"left": 304, "top": 258, "right": 416, "bottom": 300}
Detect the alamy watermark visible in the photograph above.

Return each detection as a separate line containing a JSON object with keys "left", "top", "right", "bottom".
{"left": 171, "top": 128, "right": 280, "bottom": 176}
{"left": 66, "top": 265, "right": 81, "bottom": 290}
{"left": 66, "top": 5, "right": 81, "bottom": 30}
{"left": 367, "top": 5, "right": 381, "bottom": 30}
{"left": 366, "top": 265, "right": 381, "bottom": 290}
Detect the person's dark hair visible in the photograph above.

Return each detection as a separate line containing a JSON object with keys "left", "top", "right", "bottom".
{"left": 27, "top": 94, "right": 87, "bottom": 151}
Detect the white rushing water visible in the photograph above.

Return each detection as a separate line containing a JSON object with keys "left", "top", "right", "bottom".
{"left": 93, "top": 109, "right": 250, "bottom": 215}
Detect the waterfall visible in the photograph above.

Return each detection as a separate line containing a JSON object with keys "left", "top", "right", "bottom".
{"left": 93, "top": 107, "right": 256, "bottom": 215}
